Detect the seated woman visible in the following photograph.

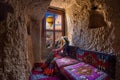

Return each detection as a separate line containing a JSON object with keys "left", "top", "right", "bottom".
{"left": 42, "top": 36, "right": 70, "bottom": 75}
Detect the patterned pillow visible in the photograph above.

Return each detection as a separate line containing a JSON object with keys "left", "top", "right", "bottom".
{"left": 63, "top": 62, "right": 109, "bottom": 80}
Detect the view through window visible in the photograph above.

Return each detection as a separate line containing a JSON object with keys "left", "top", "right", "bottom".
{"left": 43, "top": 8, "right": 65, "bottom": 48}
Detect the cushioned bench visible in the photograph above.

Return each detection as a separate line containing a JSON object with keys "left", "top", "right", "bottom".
{"left": 55, "top": 57, "right": 79, "bottom": 68}
{"left": 55, "top": 46, "right": 116, "bottom": 80}
{"left": 63, "top": 62, "right": 110, "bottom": 80}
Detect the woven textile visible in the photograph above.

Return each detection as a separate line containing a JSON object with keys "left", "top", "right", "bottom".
{"left": 55, "top": 57, "right": 79, "bottom": 68}
{"left": 63, "top": 62, "right": 109, "bottom": 80}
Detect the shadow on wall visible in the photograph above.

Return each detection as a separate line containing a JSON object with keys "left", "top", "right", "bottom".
{"left": 0, "top": 0, "right": 14, "bottom": 22}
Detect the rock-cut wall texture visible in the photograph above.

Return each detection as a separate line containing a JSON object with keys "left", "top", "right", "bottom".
{"left": 0, "top": 0, "right": 29, "bottom": 80}
{"left": 0, "top": 0, "right": 52, "bottom": 80}
{"left": 66, "top": 0, "right": 120, "bottom": 79}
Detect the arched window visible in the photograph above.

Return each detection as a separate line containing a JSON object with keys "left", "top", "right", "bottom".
{"left": 43, "top": 7, "right": 65, "bottom": 49}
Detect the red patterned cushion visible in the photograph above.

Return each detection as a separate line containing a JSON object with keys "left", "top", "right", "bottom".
{"left": 77, "top": 50, "right": 99, "bottom": 67}
{"left": 70, "top": 46, "right": 116, "bottom": 79}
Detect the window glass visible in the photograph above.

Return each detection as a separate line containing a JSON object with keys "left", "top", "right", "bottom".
{"left": 55, "top": 32, "right": 62, "bottom": 43}
{"left": 46, "top": 32, "right": 54, "bottom": 48}
{"left": 55, "top": 14, "right": 62, "bottom": 30}
{"left": 46, "top": 12, "right": 54, "bottom": 30}
{"left": 43, "top": 9, "right": 64, "bottom": 49}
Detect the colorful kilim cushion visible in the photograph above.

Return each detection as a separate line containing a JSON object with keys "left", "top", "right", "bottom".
{"left": 55, "top": 57, "right": 79, "bottom": 68}
{"left": 76, "top": 49, "right": 99, "bottom": 68}
{"left": 75, "top": 48, "right": 116, "bottom": 79}
{"left": 63, "top": 62, "right": 108, "bottom": 80}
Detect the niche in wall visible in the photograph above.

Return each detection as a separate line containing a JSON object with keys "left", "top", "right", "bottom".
{"left": 88, "top": 4, "right": 107, "bottom": 28}
{"left": 0, "top": 0, "right": 14, "bottom": 21}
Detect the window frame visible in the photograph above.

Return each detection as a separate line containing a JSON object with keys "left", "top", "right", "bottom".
{"left": 42, "top": 7, "right": 65, "bottom": 48}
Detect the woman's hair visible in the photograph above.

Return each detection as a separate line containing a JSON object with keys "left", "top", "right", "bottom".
{"left": 55, "top": 36, "right": 69, "bottom": 48}
{"left": 62, "top": 36, "right": 69, "bottom": 45}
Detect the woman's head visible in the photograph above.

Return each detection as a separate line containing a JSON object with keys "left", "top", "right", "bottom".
{"left": 55, "top": 36, "right": 69, "bottom": 48}
{"left": 60, "top": 36, "right": 69, "bottom": 45}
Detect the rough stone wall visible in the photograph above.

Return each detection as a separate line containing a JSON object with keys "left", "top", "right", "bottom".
{"left": 26, "top": 35, "right": 34, "bottom": 71}
{"left": 0, "top": 0, "right": 29, "bottom": 80}
{"left": 50, "top": 0, "right": 75, "bottom": 9}
{"left": 0, "top": 0, "right": 51, "bottom": 80}
{"left": 65, "top": 0, "right": 120, "bottom": 79}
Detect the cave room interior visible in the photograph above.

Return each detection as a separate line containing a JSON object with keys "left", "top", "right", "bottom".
{"left": 0, "top": 0, "right": 120, "bottom": 80}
